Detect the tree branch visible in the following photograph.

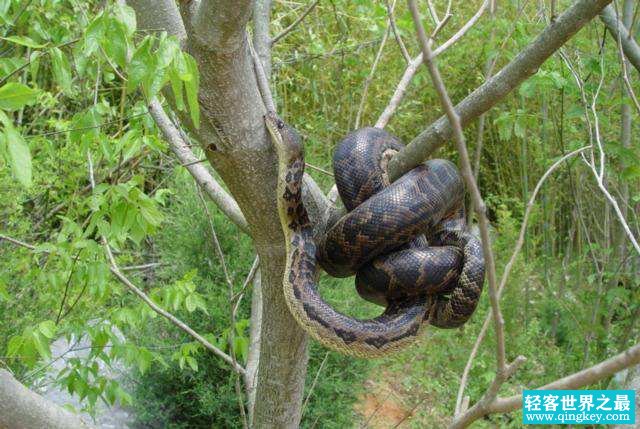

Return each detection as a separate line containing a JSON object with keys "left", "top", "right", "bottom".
{"left": 271, "top": 0, "right": 320, "bottom": 46}
{"left": 600, "top": 4, "right": 640, "bottom": 73}
{"left": 125, "top": 0, "right": 186, "bottom": 40}
{"left": 375, "top": 0, "right": 490, "bottom": 129}
{"left": 253, "top": 0, "right": 273, "bottom": 78}
{"left": 147, "top": 98, "right": 250, "bottom": 234}
{"left": 385, "top": 0, "right": 411, "bottom": 63}
{"left": 388, "top": 0, "right": 614, "bottom": 181}
{"left": 454, "top": 146, "right": 591, "bottom": 416}
{"left": 193, "top": 0, "right": 253, "bottom": 52}
{"left": 408, "top": 0, "right": 506, "bottom": 381}
{"left": 489, "top": 343, "right": 640, "bottom": 414}
{"left": 0, "top": 370, "right": 94, "bottom": 429}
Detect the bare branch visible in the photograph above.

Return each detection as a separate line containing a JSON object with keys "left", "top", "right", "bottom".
{"left": 490, "top": 343, "right": 640, "bottom": 414}
{"left": 385, "top": 0, "right": 411, "bottom": 63}
{"left": 245, "top": 269, "right": 262, "bottom": 423}
{"left": 249, "top": 38, "right": 277, "bottom": 112}
{"left": 600, "top": 4, "right": 640, "bottom": 73}
{"left": 126, "top": 0, "right": 186, "bottom": 40}
{"left": 271, "top": 0, "right": 320, "bottom": 45}
{"left": 454, "top": 146, "right": 591, "bottom": 415}
{"left": 147, "top": 99, "right": 250, "bottom": 234}
{"left": 195, "top": 185, "right": 249, "bottom": 428}
{"left": 0, "top": 234, "right": 36, "bottom": 250}
{"left": 355, "top": 25, "right": 391, "bottom": 129}
{"left": 376, "top": 0, "right": 490, "bottom": 128}
{"left": 409, "top": 0, "right": 505, "bottom": 379}
{"left": 388, "top": 0, "right": 615, "bottom": 181}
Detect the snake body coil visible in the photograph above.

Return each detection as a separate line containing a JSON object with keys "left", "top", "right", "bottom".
{"left": 266, "top": 112, "right": 485, "bottom": 358}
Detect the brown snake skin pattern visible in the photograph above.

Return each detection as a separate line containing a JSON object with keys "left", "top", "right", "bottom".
{"left": 266, "top": 112, "right": 485, "bottom": 357}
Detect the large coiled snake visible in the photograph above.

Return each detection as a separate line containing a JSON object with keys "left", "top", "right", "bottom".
{"left": 266, "top": 112, "right": 485, "bottom": 358}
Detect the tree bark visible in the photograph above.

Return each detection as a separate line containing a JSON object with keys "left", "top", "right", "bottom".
{"left": 0, "top": 370, "right": 94, "bottom": 429}
{"left": 600, "top": 4, "right": 640, "bottom": 73}
{"left": 127, "top": 1, "right": 310, "bottom": 426}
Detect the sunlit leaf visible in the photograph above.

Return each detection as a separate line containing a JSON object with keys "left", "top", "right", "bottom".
{"left": 0, "top": 35, "right": 46, "bottom": 48}
{"left": 183, "top": 54, "right": 200, "bottom": 128}
{"left": 50, "top": 47, "right": 72, "bottom": 94}
{"left": 0, "top": 82, "right": 39, "bottom": 110}
{"left": 0, "top": 112, "right": 32, "bottom": 187}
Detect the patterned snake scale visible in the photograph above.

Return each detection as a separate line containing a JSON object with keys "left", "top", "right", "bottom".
{"left": 266, "top": 112, "right": 485, "bottom": 358}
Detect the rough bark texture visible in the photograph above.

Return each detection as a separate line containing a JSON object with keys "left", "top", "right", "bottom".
{"left": 0, "top": 369, "right": 94, "bottom": 429}
{"left": 126, "top": 0, "right": 186, "bottom": 41}
{"left": 128, "top": 1, "right": 310, "bottom": 426}
{"left": 387, "top": 0, "right": 614, "bottom": 181}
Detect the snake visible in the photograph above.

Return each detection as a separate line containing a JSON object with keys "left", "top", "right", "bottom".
{"left": 266, "top": 111, "right": 485, "bottom": 358}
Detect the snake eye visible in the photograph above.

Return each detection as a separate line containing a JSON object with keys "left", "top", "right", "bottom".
{"left": 277, "top": 120, "right": 285, "bottom": 129}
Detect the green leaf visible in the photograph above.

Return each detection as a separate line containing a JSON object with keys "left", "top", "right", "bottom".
{"left": 233, "top": 336, "right": 249, "bottom": 364}
{"left": 169, "top": 64, "right": 185, "bottom": 111}
{"left": 0, "top": 0, "right": 10, "bottom": 21}
{"left": 114, "top": 4, "right": 137, "bottom": 36}
{"left": 0, "top": 36, "right": 46, "bottom": 48}
{"left": 183, "top": 54, "right": 200, "bottom": 128}
{"left": 6, "top": 335, "right": 25, "bottom": 357}
{"left": 0, "top": 112, "right": 32, "bottom": 187}
{"left": 103, "top": 18, "right": 129, "bottom": 69}
{"left": 184, "top": 294, "right": 195, "bottom": 313}
{"left": 185, "top": 356, "right": 198, "bottom": 372}
{"left": 31, "top": 330, "right": 52, "bottom": 360}
{"left": 0, "top": 82, "right": 39, "bottom": 111}
{"left": 136, "top": 347, "right": 153, "bottom": 374}
{"left": 156, "top": 35, "right": 179, "bottom": 70}
{"left": 38, "top": 320, "right": 57, "bottom": 339}
{"left": 83, "top": 14, "right": 105, "bottom": 56}
{"left": 126, "top": 37, "right": 153, "bottom": 92}
{"left": 50, "top": 47, "right": 72, "bottom": 94}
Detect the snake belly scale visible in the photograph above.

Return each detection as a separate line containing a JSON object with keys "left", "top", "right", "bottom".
{"left": 266, "top": 112, "right": 485, "bottom": 358}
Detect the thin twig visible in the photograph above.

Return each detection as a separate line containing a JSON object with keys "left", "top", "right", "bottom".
{"left": 408, "top": 0, "right": 506, "bottom": 375}
{"left": 305, "top": 162, "right": 334, "bottom": 177}
{"left": 384, "top": 0, "right": 411, "bottom": 63}
{"left": 180, "top": 158, "right": 208, "bottom": 167}
{"left": 301, "top": 352, "right": 329, "bottom": 418}
{"left": 120, "top": 262, "right": 164, "bottom": 271}
{"left": 454, "top": 146, "right": 591, "bottom": 415}
{"left": 355, "top": 23, "right": 391, "bottom": 129}
{"left": 195, "top": 185, "right": 249, "bottom": 429}
{"left": 376, "top": 0, "right": 490, "bottom": 128}
{"left": 271, "top": 0, "right": 320, "bottom": 45}
{"left": 249, "top": 36, "right": 277, "bottom": 112}
{"left": 0, "top": 234, "right": 36, "bottom": 250}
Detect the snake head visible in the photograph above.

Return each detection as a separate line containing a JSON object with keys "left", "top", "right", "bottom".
{"left": 265, "top": 111, "right": 304, "bottom": 160}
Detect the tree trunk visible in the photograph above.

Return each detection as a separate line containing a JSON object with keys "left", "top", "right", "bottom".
{"left": 0, "top": 369, "right": 94, "bottom": 429}
{"left": 127, "top": 2, "right": 311, "bottom": 426}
